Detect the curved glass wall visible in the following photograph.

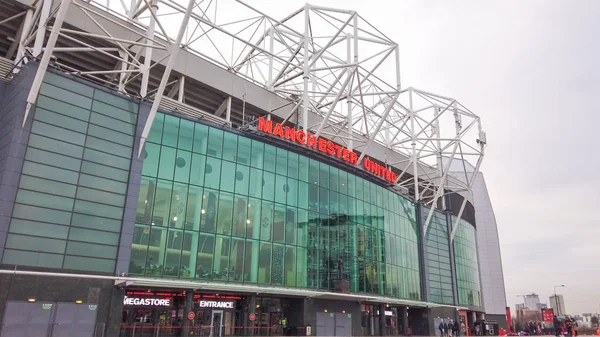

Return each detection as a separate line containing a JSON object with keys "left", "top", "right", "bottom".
{"left": 130, "top": 112, "right": 421, "bottom": 300}
{"left": 423, "top": 208, "right": 454, "bottom": 305}
{"left": 453, "top": 216, "right": 482, "bottom": 307}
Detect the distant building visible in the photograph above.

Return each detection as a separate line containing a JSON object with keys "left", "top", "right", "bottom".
{"left": 579, "top": 313, "right": 599, "bottom": 327}
{"left": 536, "top": 303, "right": 547, "bottom": 311}
{"left": 549, "top": 295, "right": 566, "bottom": 316}
{"left": 524, "top": 294, "right": 541, "bottom": 311}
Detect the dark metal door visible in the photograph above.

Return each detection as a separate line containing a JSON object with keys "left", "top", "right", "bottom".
{"left": 51, "top": 303, "right": 98, "bottom": 337}
{"left": 334, "top": 313, "right": 352, "bottom": 336}
{"left": 1, "top": 301, "right": 55, "bottom": 337}
{"left": 316, "top": 312, "right": 335, "bottom": 336}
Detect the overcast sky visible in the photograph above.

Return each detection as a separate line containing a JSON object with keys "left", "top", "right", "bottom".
{"left": 253, "top": 0, "right": 600, "bottom": 314}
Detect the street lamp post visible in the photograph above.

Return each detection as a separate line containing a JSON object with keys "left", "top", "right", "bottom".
{"left": 553, "top": 285, "right": 565, "bottom": 316}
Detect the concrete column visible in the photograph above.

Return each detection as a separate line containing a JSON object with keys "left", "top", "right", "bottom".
{"left": 446, "top": 212, "right": 460, "bottom": 306}
{"left": 192, "top": 186, "right": 203, "bottom": 231}
{"left": 402, "top": 307, "right": 409, "bottom": 335}
{"left": 250, "top": 206, "right": 261, "bottom": 282}
{"left": 214, "top": 236, "right": 223, "bottom": 274}
{"left": 417, "top": 205, "right": 430, "bottom": 302}
{"left": 190, "top": 186, "right": 203, "bottom": 277}
{"left": 379, "top": 304, "right": 387, "bottom": 336}
{"left": 245, "top": 295, "right": 257, "bottom": 336}
{"left": 182, "top": 291, "right": 194, "bottom": 337}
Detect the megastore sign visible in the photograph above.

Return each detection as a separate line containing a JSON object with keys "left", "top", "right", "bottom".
{"left": 123, "top": 296, "right": 171, "bottom": 306}
{"left": 257, "top": 117, "right": 397, "bottom": 183}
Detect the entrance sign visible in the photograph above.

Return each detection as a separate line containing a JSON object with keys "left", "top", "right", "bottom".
{"left": 198, "top": 300, "right": 234, "bottom": 309}
{"left": 188, "top": 311, "right": 196, "bottom": 320}
{"left": 257, "top": 117, "right": 396, "bottom": 183}
{"left": 249, "top": 313, "right": 256, "bottom": 321}
{"left": 123, "top": 296, "right": 171, "bottom": 306}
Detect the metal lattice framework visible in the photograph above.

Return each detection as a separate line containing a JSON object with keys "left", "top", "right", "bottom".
{"left": 2, "top": 0, "right": 487, "bottom": 235}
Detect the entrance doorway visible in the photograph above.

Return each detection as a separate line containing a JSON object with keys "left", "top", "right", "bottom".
{"left": 210, "top": 310, "right": 224, "bottom": 337}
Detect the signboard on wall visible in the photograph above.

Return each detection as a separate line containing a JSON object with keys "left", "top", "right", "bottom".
{"left": 542, "top": 308, "right": 554, "bottom": 322}
{"left": 256, "top": 117, "right": 397, "bottom": 183}
{"left": 459, "top": 311, "right": 468, "bottom": 335}
{"left": 123, "top": 296, "right": 171, "bottom": 306}
{"left": 198, "top": 300, "right": 234, "bottom": 309}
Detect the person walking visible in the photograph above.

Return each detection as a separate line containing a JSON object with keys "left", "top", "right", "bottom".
{"left": 454, "top": 320, "right": 460, "bottom": 337}
{"left": 440, "top": 321, "right": 445, "bottom": 337}
{"left": 553, "top": 315, "right": 561, "bottom": 337}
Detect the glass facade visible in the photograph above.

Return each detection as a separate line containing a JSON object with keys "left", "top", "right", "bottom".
{"left": 453, "top": 216, "right": 482, "bottom": 307}
{"left": 130, "top": 112, "right": 421, "bottom": 300}
{"left": 2, "top": 72, "right": 137, "bottom": 273}
{"left": 423, "top": 208, "right": 454, "bottom": 305}
{"left": 0, "top": 70, "right": 486, "bottom": 308}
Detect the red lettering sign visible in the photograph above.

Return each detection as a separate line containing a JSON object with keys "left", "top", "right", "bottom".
{"left": 256, "top": 117, "right": 395, "bottom": 183}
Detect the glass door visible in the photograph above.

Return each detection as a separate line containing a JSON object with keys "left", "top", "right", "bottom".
{"left": 210, "top": 310, "right": 223, "bottom": 337}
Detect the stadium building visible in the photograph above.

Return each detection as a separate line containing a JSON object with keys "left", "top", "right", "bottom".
{"left": 0, "top": 0, "right": 499, "bottom": 336}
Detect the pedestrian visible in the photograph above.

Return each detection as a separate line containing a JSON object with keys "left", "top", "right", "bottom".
{"left": 554, "top": 316, "right": 562, "bottom": 337}
{"left": 444, "top": 322, "right": 449, "bottom": 337}
{"left": 454, "top": 320, "right": 460, "bottom": 337}
{"left": 440, "top": 321, "right": 445, "bottom": 337}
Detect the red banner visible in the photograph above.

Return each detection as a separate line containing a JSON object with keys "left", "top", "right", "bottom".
{"left": 542, "top": 308, "right": 554, "bottom": 322}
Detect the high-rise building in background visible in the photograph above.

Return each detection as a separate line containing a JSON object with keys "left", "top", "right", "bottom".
{"left": 550, "top": 295, "right": 567, "bottom": 316}
{"left": 448, "top": 160, "right": 508, "bottom": 326}
{"left": 524, "top": 294, "right": 541, "bottom": 311}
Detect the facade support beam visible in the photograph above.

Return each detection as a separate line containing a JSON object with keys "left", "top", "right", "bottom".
{"left": 6, "top": 12, "right": 26, "bottom": 60}
{"left": 14, "top": 8, "right": 33, "bottom": 63}
{"left": 138, "top": 0, "right": 197, "bottom": 158}
{"left": 24, "top": 0, "right": 73, "bottom": 127}
{"left": 301, "top": 3, "right": 310, "bottom": 132}
{"left": 450, "top": 197, "right": 468, "bottom": 243}
{"left": 226, "top": 96, "right": 232, "bottom": 123}
{"left": 314, "top": 68, "right": 353, "bottom": 139}
{"left": 33, "top": 0, "right": 53, "bottom": 57}
{"left": 410, "top": 89, "right": 419, "bottom": 200}
{"left": 346, "top": 33, "right": 353, "bottom": 151}
{"left": 118, "top": 50, "right": 128, "bottom": 92}
{"left": 357, "top": 92, "right": 400, "bottom": 164}
{"left": 178, "top": 76, "right": 185, "bottom": 103}
{"left": 422, "top": 142, "right": 458, "bottom": 236}
{"left": 140, "top": 0, "right": 157, "bottom": 98}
